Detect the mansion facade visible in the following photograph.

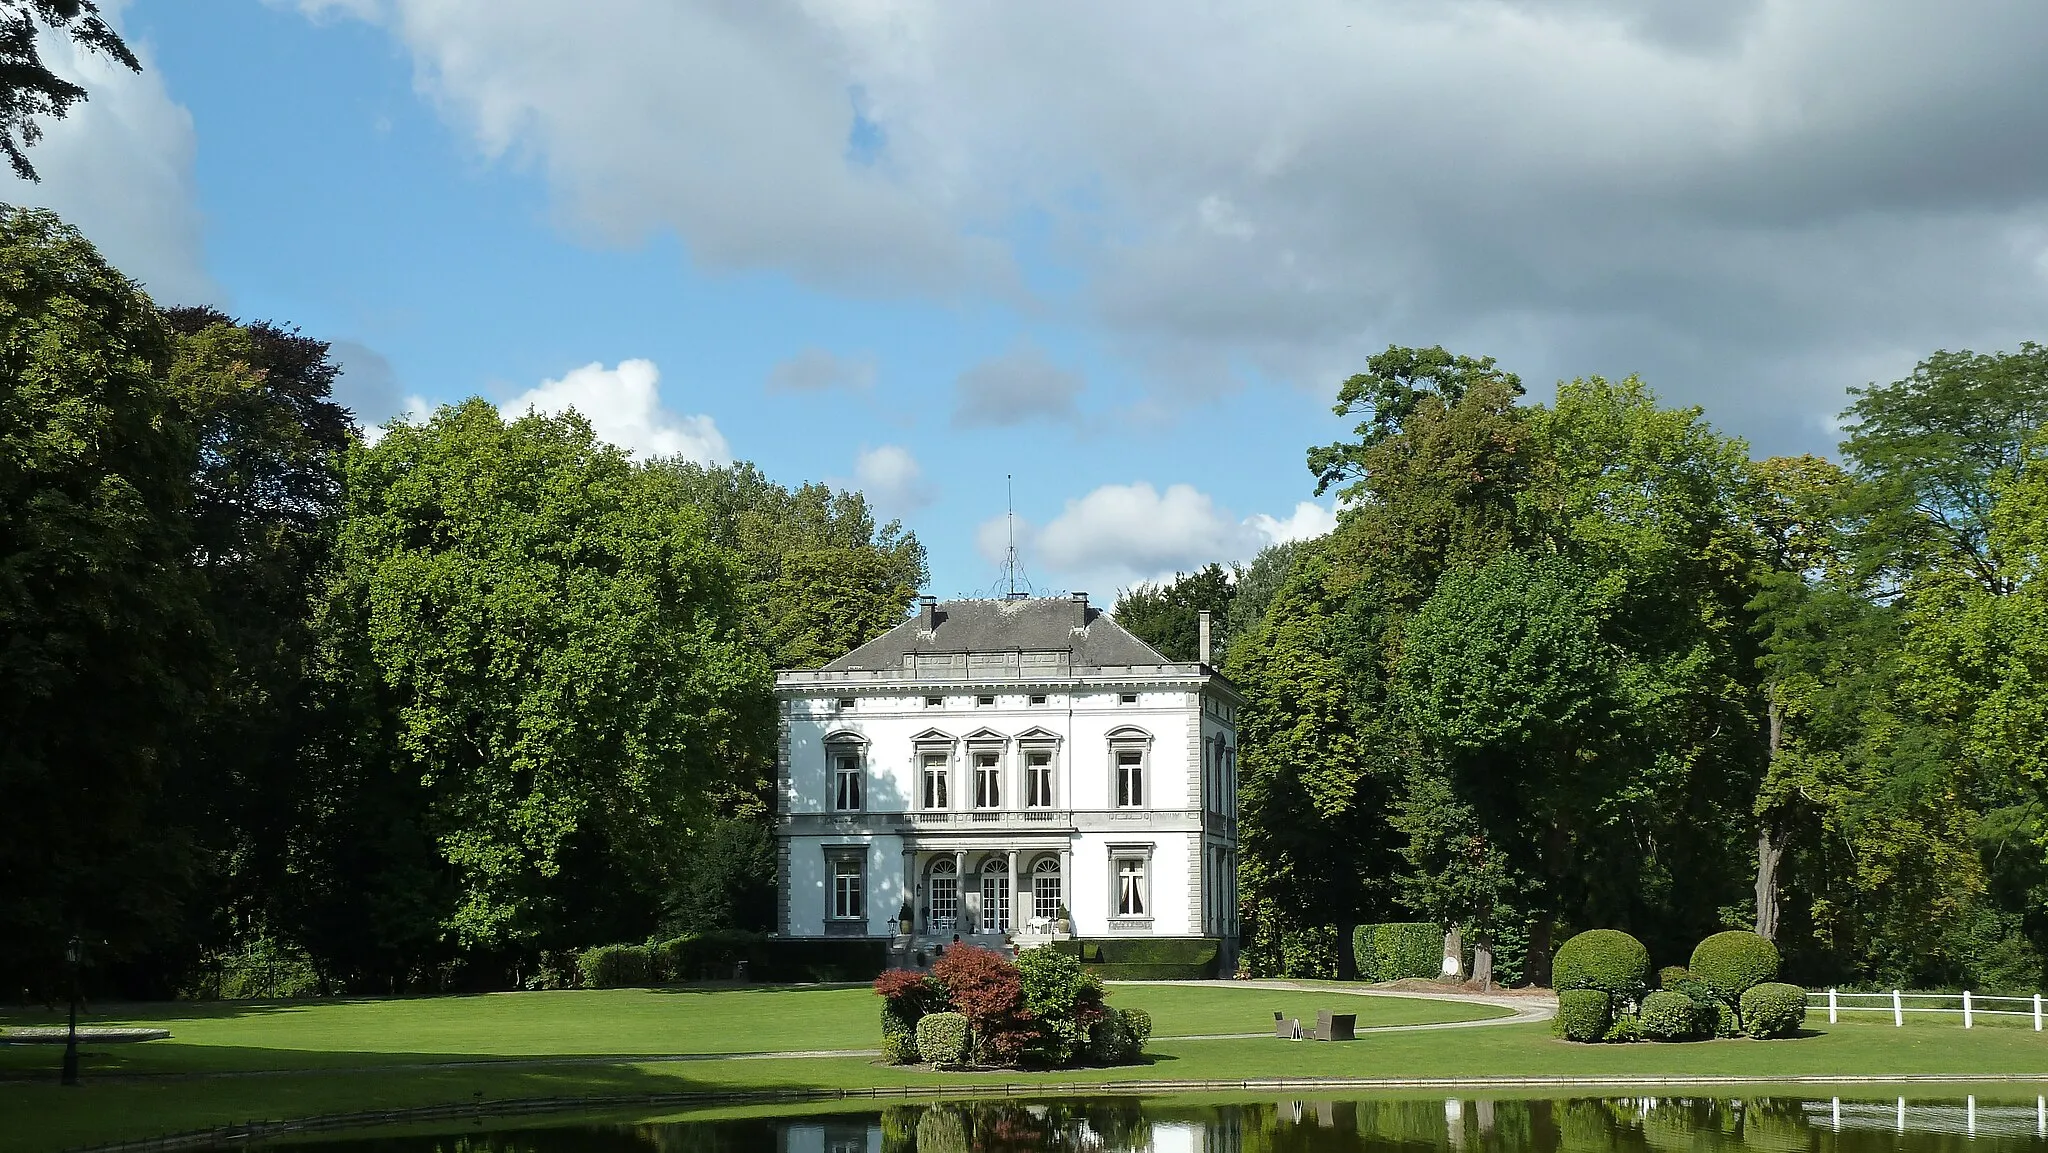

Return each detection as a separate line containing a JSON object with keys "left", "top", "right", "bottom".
{"left": 774, "top": 593, "right": 1239, "bottom": 958}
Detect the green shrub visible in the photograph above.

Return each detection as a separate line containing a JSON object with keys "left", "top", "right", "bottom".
{"left": 1602, "top": 1012, "right": 1642, "bottom": 1043}
{"left": 1554, "top": 988, "right": 1612, "bottom": 1042}
{"left": 1015, "top": 946, "right": 1104, "bottom": 1066}
{"left": 1279, "top": 925, "right": 1341, "bottom": 978}
{"left": 210, "top": 935, "right": 323, "bottom": 1000}
{"left": 1086, "top": 1006, "right": 1152, "bottom": 1064}
{"left": 577, "top": 944, "right": 653, "bottom": 988}
{"left": 1352, "top": 923, "right": 1442, "bottom": 982}
{"left": 1639, "top": 990, "right": 1700, "bottom": 1040}
{"left": 1689, "top": 930, "right": 1779, "bottom": 1006}
{"left": 653, "top": 933, "right": 888, "bottom": 983}
{"left": 653, "top": 931, "right": 761, "bottom": 981}
{"left": 1552, "top": 929, "right": 1650, "bottom": 1001}
{"left": 1657, "top": 965, "right": 1690, "bottom": 991}
{"left": 1740, "top": 982, "right": 1808, "bottom": 1039}
{"left": 916, "top": 1011, "right": 970, "bottom": 1066}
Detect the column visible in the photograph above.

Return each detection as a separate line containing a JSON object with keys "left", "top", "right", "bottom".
{"left": 1006, "top": 849, "right": 1019, "bottom": 931}
{"left": 901, "top": 847, "right": 915, "bottom": 933}
{"left": 1059, "top": 847, "right": 1072, "bottom": 931}
{"left": 954, "top": 849, "right": 969, "bottom": 935}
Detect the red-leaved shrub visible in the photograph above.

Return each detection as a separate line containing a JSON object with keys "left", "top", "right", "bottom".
{"left": 931, "top": 944, "right": 1031, "bottom": 1062}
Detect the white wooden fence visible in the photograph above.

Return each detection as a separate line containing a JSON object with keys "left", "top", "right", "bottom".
{"left": 1810, "top": 989, "right": 2046, "bottom": 1029}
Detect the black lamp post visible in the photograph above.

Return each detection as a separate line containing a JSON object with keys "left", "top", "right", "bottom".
{"left": 60, "top": 935, "right": 81, "bottom": 1087}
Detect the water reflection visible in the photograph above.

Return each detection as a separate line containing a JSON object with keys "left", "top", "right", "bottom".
{"left": 287, "top": 1094, "right": 2048, "bottom": 1153}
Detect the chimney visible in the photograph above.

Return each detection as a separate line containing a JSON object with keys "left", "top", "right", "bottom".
{"left": 1071, "top": 591, "right": 1089, "bottom": 627}
{"left": 918, "top": 595, "right": 937, "bottom": 631}
{"left": 1199, "top": 610, "right": 1212, "bottom": 665}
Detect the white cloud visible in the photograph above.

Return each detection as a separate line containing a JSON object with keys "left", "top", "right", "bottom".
{"left": 501, "top": 359, "right": 730, "bottom": 463}
{"left": 2, "top": 12, "right": 213, "bottom": 304}
{"left": 304, "top": 0, "right": 2048, "bottom": 454}
{"left": 1247, "top": 500, "right": 1338, "bottom": 545}
{"left": 358, "top": 393, "right": 435, "bottom": 447}
{"left": 768, "top": 347, "right": 876, "bottom": 393}
{"left": 983, "top": 482, "right": 1335, "bottom": 593}
{"left": 851, "top": 443, "right": 933, "bottom": 513}
{"left": 952, "top": 343, "right": 1085, "bottom": 428}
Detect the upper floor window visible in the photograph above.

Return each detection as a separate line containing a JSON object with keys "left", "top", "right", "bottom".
{"left": 921, "top": 751, "right": 951, "bottom": 809}
{"left": 976, "top": 694, "right": 995, "bottom": 707}
{"left": 836, "top": 697, "right": 855, "bottom": 712}
{"left": 1116, "top": 749, "right": 1145, "bottom": 807}
{"left": 973, "top": 750, "right": 1002, "bottom": 808}
{"left": 1025, "top": 750, "right": 1055, "bottom": 808}
{"left": 1029, "top": 693, "right": 1047, "bottom": 706}
{"left": 925, "top": 696, "right": 943, "bottom": 708}
{"left": 1119, "top": 692, "right": 1138, "bottom": 705}
{"left": 832, "top": 749, "right": 863, "bottom": 812}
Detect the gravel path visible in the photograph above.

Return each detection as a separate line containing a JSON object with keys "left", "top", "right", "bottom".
{"left": 1125, "top": 979, "right": 1554, "bottom": 1041}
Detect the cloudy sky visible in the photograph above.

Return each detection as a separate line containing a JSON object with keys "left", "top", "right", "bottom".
{"left": 17, "top": 1, "right": 2048, "bottom": 597}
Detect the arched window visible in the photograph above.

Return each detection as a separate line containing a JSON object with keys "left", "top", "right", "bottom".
{"left": 928, "top": 857, "right": 958, "bottom": 931}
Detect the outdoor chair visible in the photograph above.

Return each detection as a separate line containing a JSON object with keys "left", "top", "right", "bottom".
{"left": 1315, "top": 1010, "right": 1356, "bottom": 1041}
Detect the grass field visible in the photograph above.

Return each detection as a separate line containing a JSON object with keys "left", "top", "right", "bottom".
{"left": 1, "top": 984, "right": 2043, "bottom": 1153}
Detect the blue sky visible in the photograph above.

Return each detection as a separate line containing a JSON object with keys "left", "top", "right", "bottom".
{"left": 17, "top": 2, "right": 2048, "bottom": 597}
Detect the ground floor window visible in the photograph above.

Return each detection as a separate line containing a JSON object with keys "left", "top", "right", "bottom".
{"left": 830, "top": 855, "right": 864, "bottom": 920}
{"left": 1115, "top": 855, "right": 1148, "bottom": 917}
{"left": 929, "top": 857, "right": 958, "bottom": 930}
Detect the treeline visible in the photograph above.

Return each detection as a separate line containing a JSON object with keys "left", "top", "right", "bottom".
{"left": 0, "top": 208, "right": 925, "bottom": 998}
{"left": 1118, "top": 345, "right": 2048, "bottom": 991}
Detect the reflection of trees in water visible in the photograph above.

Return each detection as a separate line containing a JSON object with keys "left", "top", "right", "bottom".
{"left": 291, "top": 1095, "right": 2043, "bottom": 1153}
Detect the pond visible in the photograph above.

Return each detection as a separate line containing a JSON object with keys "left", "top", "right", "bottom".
{"left": 281, "top": 1093, "right": 2048, "bottom": 1153}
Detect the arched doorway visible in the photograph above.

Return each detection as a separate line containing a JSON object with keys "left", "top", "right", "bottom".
{"left": 927, "top": 857, "right": 958, "bottom": 933}
{"left": 980, "top": 856, "right": 1010, "bottom": 933}
{"left": 1032, "top": 856, "right": 1062, "bottom": 924}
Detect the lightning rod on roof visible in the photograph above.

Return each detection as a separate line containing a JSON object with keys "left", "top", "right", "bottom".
{"left": 983, "top": 474, "right": 1037, "bottom": 600}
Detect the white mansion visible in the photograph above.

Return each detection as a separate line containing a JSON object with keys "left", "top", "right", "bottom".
{"left": 774, "top": 593, "right": 1240, "bottom": 958}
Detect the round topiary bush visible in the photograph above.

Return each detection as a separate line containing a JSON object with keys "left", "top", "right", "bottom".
{"left": 916, "top": 1011, "right": 970, "bottom": 1066}
{"left": 1689, "top": 931, "right": 1780, "bottom": 1006}
{"left": 1639, "top": 990, "right": 1700, "bottom": 1040}
{"left": 1739, "top": 982, "right": 1808, "bottom": 1039}
{"left": 1120, "top": 1007, "right": 1152, "bottom": 1055}
{"left": 1554, "top": 988, "right": 1613, "bottom": 1043}
{"left": 1658, "top": 965, "right": 1691, "bottom": 991}
{"left": 1552, "top": 929, "right": 1651, "bottom": 1001}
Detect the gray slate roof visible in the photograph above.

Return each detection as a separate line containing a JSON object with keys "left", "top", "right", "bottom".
{"left": 818, "top": 597, "right": 1169, "bottom": 672}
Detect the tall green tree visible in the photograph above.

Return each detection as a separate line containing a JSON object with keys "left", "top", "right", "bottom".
{"left": 0, "top": 207, "right": 207, "bottom": 991}
{"left": 1113, "top": 563, "right": 1238, "bottom": 663}
{"left": 321, "top": 401, "right": 775, "bottom": 959}
{"left": 0, "top": 1, "right": 139, "bottom": 181}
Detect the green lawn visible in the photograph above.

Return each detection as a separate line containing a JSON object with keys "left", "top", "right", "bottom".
{"left": 0, "top": 983, "right": 1499, "bottom": 1078}
{"left": 1, "top": 987, "right": 2042, "bottom": 1153}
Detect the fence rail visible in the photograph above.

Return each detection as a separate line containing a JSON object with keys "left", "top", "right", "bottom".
{"left": 1808, "top": 989, "right": 2046, "bottom": 1030}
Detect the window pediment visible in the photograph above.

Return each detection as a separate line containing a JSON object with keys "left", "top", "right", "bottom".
{"left": 1014, "top": 726, "right": 1062, "bottom": 744}
{"left": 822, "top": 729, "right": 869, "bottom": 746}
{"left": 1105, "top": 725, "right": 1153, "bottom": 744}
{"left": 909, "top": 727, "right": 956, "bottom": 745}
{"left": 962, "top": 726, "right": 1008, "bottom": 744}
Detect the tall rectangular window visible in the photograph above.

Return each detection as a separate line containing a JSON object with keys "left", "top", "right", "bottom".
{"left": 832, "top": 751, "right": 862, "bottom": 812}
{"left": 974, "top": 751, "right": 1001, "bottom": 808}
{"left": 1116, "top": 857, "right": 1148, "bottom": 917}
{"left": 832, "top": 856, "right": 864, "bottom": 919}
{"left": 1025, "top": 750, "right": 1054, "bottom": 808}
{"left": 1115, "top": 749, "right": 1145, "bottom": 808}
{"left": 921, "top": 752, "right": 950, "bottom": 809}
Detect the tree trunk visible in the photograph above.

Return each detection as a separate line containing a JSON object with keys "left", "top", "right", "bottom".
{"left": 1753, "top": 696, "right": 1789, "bottom": 942}
{"left": 1473, "top": 939, "right": 1494, "bottom": 991}
{"left": 1528, "top": 917, "right": 1553, "bottom": 989}
{"left": 1754, "top": 822, "right": 1789, "bottom": 941}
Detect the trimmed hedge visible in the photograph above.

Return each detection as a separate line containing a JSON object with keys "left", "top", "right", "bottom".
{"left": 1658, "top": 965, "right": 1691, "bottom": 991}
{"left": 1352, "top": 923, "right": 1442, "bottom": 982}
{"left": 1061, "top": 938, "right": 1220, "bottom": 980}
{"left": 1740, "top": 982, "right": 1808, "bottom": 1039}
{"left": 1552, "top": 929, "right": 1650, "bottom": 1001}
{"left": 1640, "top": 990, "right": 1700, "bottom": 1040}
{"left": 916, "top": 1012, "right": 969, "bottom": 1066}
{"left": 1088, "top": 1006, "right": 1152, "bottom": 1064}
{"left": 578, "top": 944, "right": 653, "bottom": 988}
{"left": 1689, "top": 930, "right": 1779, "bottom": 1006}
{"left": 1554, "top": 988, "right": 1612, "bottom": 1043}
